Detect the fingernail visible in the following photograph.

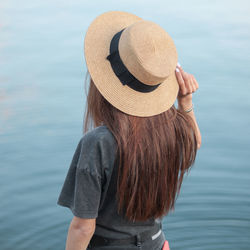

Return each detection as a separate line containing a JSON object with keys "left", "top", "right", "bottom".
{"left": 175, "top": 68, "right": 180, "bottom": 72}
{"left": 177, "top": 62, "right": 181, "bottom": 67}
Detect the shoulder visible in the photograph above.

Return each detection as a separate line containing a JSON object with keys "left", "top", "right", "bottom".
{"left": 80, "top": 125, "right": 116, "bottom": 149}
{"left": 77, "top": 126, "right": 117, "bottom": 174}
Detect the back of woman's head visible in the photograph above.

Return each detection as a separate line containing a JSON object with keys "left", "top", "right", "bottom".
{"left": 84, "top": 75, "right": 197, "bottom": 222}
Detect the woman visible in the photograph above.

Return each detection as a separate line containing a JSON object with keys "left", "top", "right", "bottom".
{"left": 57, "top": 11, "right": 201, "bottom": 250}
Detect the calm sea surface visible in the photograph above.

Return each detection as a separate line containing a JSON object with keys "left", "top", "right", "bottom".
{"left": 1, "top": 0, "right": 250, "bottom": 249}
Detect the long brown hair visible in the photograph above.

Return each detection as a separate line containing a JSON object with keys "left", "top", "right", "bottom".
{"left": 83, "top": 72, "right": 197, "bottom": 221}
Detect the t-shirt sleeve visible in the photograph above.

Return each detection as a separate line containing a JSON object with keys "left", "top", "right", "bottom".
{"left": 57, "top": 134, "right": 104, "bottom": 219}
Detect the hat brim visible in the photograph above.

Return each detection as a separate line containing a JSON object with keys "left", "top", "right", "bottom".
{"left": 84, "top": 11, "right": 179, "bottom": 117}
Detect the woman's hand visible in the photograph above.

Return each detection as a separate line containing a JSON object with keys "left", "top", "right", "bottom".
{"left": 175, "top": 62, "right": 202, "bottom": 149}
{"left": 175, "top": 63, "right": 199, "bottom": 110}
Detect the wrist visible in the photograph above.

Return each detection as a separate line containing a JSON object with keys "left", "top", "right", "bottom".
{"left": 177, "top": 96, "right": 193, "bottom": 110}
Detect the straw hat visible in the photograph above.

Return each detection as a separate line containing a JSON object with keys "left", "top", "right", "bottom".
{"left": 84, "top": 11, "right": 179, "bottom": 117}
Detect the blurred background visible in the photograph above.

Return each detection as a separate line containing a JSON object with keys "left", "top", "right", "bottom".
{"left": 0, "top": 0, "right": 250, "bottom": 249}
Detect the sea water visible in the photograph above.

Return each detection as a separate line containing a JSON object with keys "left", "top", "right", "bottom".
{"left": 0, "top": 0, "right": 249, "bottom": 249}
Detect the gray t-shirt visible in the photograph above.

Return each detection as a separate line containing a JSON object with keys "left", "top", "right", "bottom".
{"left": 57, "top": 125, "right": 165, "bottom": 242}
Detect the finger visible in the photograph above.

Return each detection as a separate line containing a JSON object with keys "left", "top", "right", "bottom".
{"left": 191, "top": 77, "right": 196, "bottom": 93}
{"left": 189, "top": 74, "right": 196, "bottom": 93}
{"left": 175, "top": 68, "right": 187, "bottom": 95}
{"left": 193, "top": 76, "right": 199, "bottom": 90}
{"left": 178, "top": 66, "right": 191, "bottom": 94}
{"left": 176, "top": 64, "right": 196, "bottom": 94}
{"left": 184, "top": 73, "right": 193, "bottom": 93}
{"left": 175, "top": 68, "right": 186, "bottom": 94}
{"left": 179, "top": 68, "right": 193, "bottom": 93}
{"left": 178, "top": 65, "right": 188, "bottom": 82}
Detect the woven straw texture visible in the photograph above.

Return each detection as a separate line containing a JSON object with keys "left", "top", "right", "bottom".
{"left": 84, "top": 11, "right": 179, "bottom": 117}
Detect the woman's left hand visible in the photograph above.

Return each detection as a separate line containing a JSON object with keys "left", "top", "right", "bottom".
{"left": 175, "top": 62, "right": 202, "bottom": 149}
{"left": 175, "top": 63, "right": 199, "bottom": 107}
